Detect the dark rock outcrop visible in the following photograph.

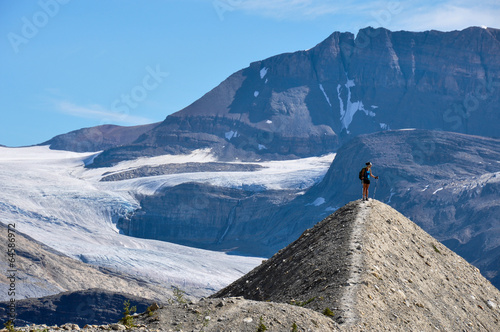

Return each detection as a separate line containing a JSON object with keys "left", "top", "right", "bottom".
{"left": 0, "top": 289, "right": 151, "bottom": 327}
{"left": 100, "top": 162, "right": 263, "bottom": 182}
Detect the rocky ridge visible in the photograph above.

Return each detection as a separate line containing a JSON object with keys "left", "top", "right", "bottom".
{"left": 15, "top": 200, "right": 500, "bottom": 331}
{"left": 100, "top": 162, "right": 263, "bottom": 182}
{"left": 213, "top": 200, "right": 500, "bottom": 331}
{"left": 41, "top": 124, "right": 160, "bottom": 153}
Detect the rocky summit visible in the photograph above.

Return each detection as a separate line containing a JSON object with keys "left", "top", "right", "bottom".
{"left": 212, "top": 200, "right": 500, "bottom": 331}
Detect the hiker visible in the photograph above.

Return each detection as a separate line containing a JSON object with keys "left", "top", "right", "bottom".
{"left": 361, "top": 162, "right": 378, "bottom": 201}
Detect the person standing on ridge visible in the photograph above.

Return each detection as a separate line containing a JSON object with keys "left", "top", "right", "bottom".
{"left": 361, "top": 162, "right": 378, "bottom": 201}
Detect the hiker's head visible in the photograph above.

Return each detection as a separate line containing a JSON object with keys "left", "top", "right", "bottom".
{"left": 366, "top": 162, "right": 372, "bottom": 168}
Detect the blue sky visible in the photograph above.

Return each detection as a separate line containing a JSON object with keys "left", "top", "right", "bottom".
{"left": 1, "top": 0, "right": 499, "bottom": 147}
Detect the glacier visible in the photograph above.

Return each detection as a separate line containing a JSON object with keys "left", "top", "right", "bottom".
{"left": 0, "top": 146, "right": 334, "bottom": 297}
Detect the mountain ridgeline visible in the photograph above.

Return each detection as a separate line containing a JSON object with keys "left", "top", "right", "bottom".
{"left": 78, "top": 26, "right": 500, "bottom": 167}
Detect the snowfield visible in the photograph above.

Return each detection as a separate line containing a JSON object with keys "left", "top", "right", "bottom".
{"left": 0, "top": 146, "right": 334, "bottom": 298}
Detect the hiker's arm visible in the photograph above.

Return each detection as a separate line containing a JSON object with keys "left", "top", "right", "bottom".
{"left": 372, "top": 172, "right": 379, "bottom": 179}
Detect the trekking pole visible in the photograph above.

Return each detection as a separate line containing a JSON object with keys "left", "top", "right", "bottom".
{"left": 373, "top": 178, "right": 379, "bottom": 200}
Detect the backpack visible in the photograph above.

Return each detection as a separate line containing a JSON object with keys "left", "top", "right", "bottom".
{"left": 359, "top": 167, "right": 366, "bottom": 180}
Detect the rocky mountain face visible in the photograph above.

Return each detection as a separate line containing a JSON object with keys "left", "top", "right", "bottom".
{"left": 42, "top": 123, "right": 159, "bottom": 152}
{"left": 87, "top": 26, "right": 500, "bottom": 167}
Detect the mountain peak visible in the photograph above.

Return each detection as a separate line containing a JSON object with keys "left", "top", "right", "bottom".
{"left": 84, "top": 26, "right": 500, "bottom": 167}
{"left": 213, "top": 200, "right": 500, "bottom": 330}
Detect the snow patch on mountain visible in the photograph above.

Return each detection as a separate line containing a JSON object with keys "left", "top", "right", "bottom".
{"left": 260, "top": 67, "right": 268, "bottom": 79}
{"left": 337, "top": 76, "right": 376, "bottom": 133}
{"left": 225, "top": 131, "right": 239, "bottom": 140}
{"left": 319, "top": 84, "right": 331, "bottom": 107}
{"left": 433, "top": 187, "right": 444, "bottom": 195}
{"left": 307, "top": 197, "right": 325, "bottom": 207}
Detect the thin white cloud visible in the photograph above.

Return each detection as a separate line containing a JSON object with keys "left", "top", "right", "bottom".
{"left": 214, "top": 0, "right": 499, "bottom": 31}
{"left": 391, "top": 3, "right": 500, "bottom": 32}
{"left": 212, "top": 0, "right": 399, "bottom": 21}
{"left": 56, "top": 100, "right": 153, "bottom": 126}
{"left": 227, "top": 0, "right": 357, "bottom": 20}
